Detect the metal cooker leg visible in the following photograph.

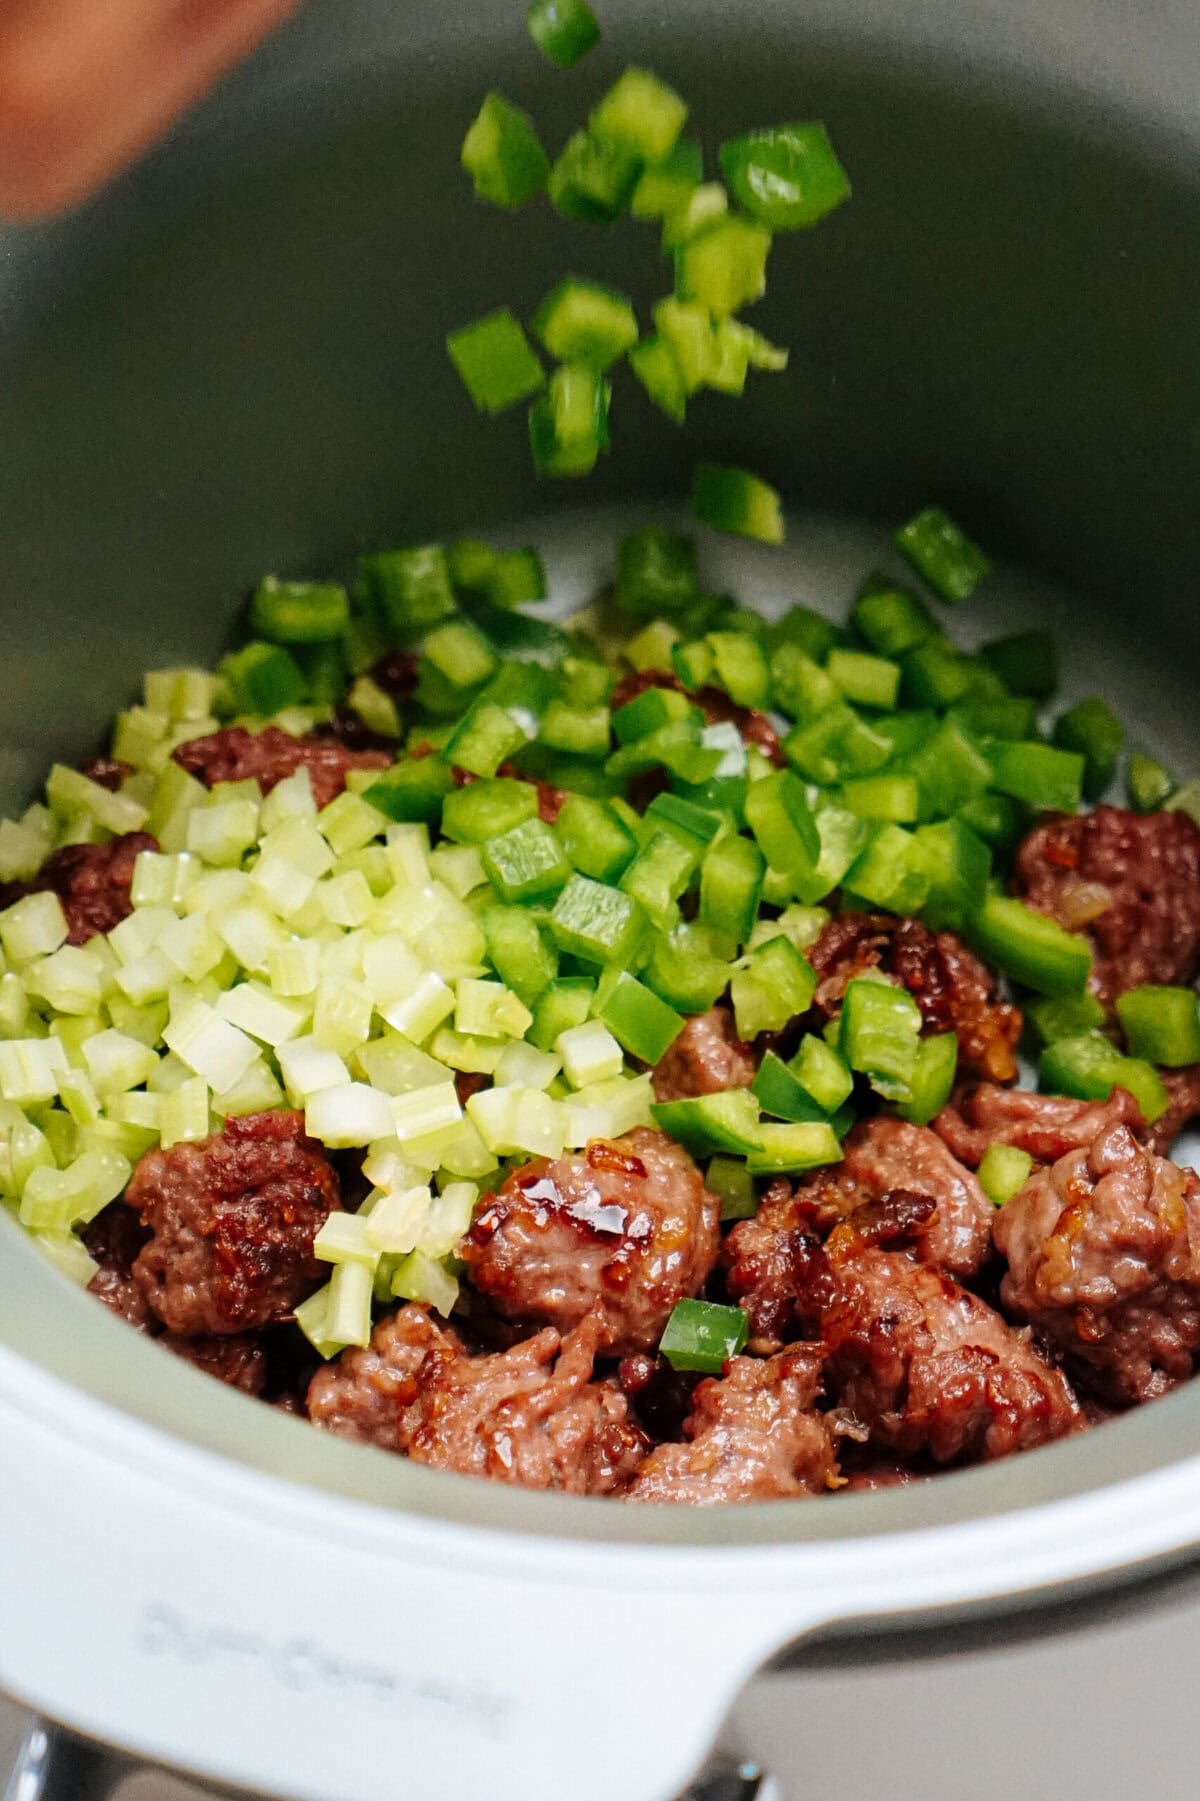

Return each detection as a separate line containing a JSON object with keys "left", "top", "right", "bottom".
{"left": 3, "top": 1715, "right": 131, "bottom": 1801}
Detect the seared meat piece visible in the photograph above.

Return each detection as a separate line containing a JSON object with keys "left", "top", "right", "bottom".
{"left": 617, "top": 1352, "right": 701, "bottom": 1442}
{"left": 84, "top": 1200, "right": 155, "bottom": 1329}
{"left": 460, "top": 1128, "right": 721, "bottom": 1355}
{"left": 627, "top": 1345, "right": 836, "bottom": 1504}
{"left": 1144, "top": 1067, "right": 1200, "bottom": 1155}
{"left": 308, "top": 1304, "right": 445, "bottom": 1451}
{"left": 807, "top": 912, "right": 1022, "bottom": 1082}
{"left": 127, "top": 1110, "right": 341, "bottom": 1335}
{"left": 651, "top": 1006, "right": 755, "bottom": 1102}
{"left": 1013, "top": 805, "right": 1200, "bottom": 1004}
{"left": 174, "top": 726, "right": 391, "bottom": 809}
{"left": 792, "top": 1214, "right": 1084, "bottom": 1463}
{"left": 397, "top": 1308, "right": 647, "bottom": 1495}
{"left": 835, "top": 1448, "right": 930, "bottom": 1493}
{"left": 312, "top": 1302, "right": 645, "bottom": 1493}
{"left": 993, "top": 1121, "right": 1200, "bottom": 1404}
{"left": 934, "top": 1082, "right": 1146, "bottom": 1169}
{"left": 77, "top": 755, "right": 133, "bottom": 791}
{"left": 831, "top": 1116, "right": 993, "bottom": 1278}
{"left": 0, "top": 831, "right": 158, "bottom": 946}
{"left": 164, "top": 1332, "right": 268, "bottom": 1395}
{"left": 608, "top": 668, "right": 784, "bottom": 765}
{"left": 723, "top": 1118, "right": 993, "bottom": 1346}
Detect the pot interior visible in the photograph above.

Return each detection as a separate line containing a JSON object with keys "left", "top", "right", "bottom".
{"left": 1, "top": 0, "right": 1200, "bottom": 1546}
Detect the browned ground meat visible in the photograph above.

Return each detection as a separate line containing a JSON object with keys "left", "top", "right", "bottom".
{"left": 608, "top": 668, "right": 784, "bottom": 765}
{"left": 84, "top": 1201, "right": 154, "bottom": 1329}
{"left": 626, "top": 1345, "right": 836, "bottom": 1504}
{"left": 835, "top": 1448, "right": 931, "bottom": 1492}
{"left": 77, "top": 755, "right": 133, "bottom": 791}
{"left": 174, "top": 726, "right": 391, "bottom": 809}
{"left": 308, "top": 1303, "right": 442, "bottom": 1451}
{"left": 127, "top": 1110, "right": 341, "bottom": 1335}
{"left": 311, "top": 1302, "right": 645, "bottom": 1493}
{"left": 807, "top": 912, "right": 1022, "bottom": 1082}
{"left": 723, "top": 1118, "right": 993, "bottom": 1345}
{"left": 0, "top": 832, "right": 159, "bottom": 945}
{"left": 1013, "top": 806, "right": 1200, "bottom": 1004}
{"left": 460, "top": 1128, "right": 720, "bottom": 1355}
{"left": 617, "top": 1352, "right": 701, "bottom": 1442}
{"left": 397, "top": 1308, "right": 647, "bottom": 1494}
{"left": 792, "top": 1228, "right": 1084, "bottom": 1462}
{"left": 165, "top": 1332, "right": 268, "bottom": 1395}
{"left": 1145, "top": 1067, "right": 1200, "bottom": 1155}
{"left": 934, "top": 1082, "right": 1147, "bottom": 1168}
{"left": 993, "top": 1121, "right": 1200, "bottom": 1404}
{"left": 651, "top": 1006, "right": 755, "bottom": 1102}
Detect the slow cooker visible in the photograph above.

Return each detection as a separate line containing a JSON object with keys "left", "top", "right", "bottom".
{"left": 3, "top": 2, "right": 1200, "bottom": 1797}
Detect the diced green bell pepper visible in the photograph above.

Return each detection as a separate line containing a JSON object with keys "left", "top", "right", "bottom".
{"left": 482, "top": 906, "right": 559, "bottom": 1007}
{"left": 895, "top": 507, "right": 990, "bottom": 604}
{"left": 839, "top": 976, "right": 922, "bottom": 1100}
{"left": 692, "top": 463, "right": 785, "bottom": 544}
{"left": 978, "top": 1142, "right": 1034, "bottom": 1206}
{"left": 651, "top": 1087, "right": 763, "bottom": 1156}
{"left": 447, "top": 310, "right": 545, "bottom": 415}
{"left": 250, "top": 577, "right": 349, "bottom": 646}
{"left": 589, "top": 67, "right": 688, "bottom": 162}
{"left": 986, "top": 740, "right": 1084, "bottom": 813}
{"left": 1116, "top": 985, "right": 1200, "bottom": 1067}
{"left": 676, "top": 216, "right": 772, "bottom": 315}
{"left": 893, "top": 1031, "right": 958, "bottom": 1125}
{"left": 852, "top": 577, "right": 936, "bottom": 658}
{"left": 1040, "top": 1032, "right": 1169, "bottom": 1125}
{"left": 533, "top": 279, "right": 639, "bottom": 370}
{"left": 730, "top": 934, "right": 816, "bottom": 1038}
{"left": 550, "top": 874, "right": 648, "bottom": 967}
{"left": 529, "top": 363, "right": 610, "bottom": 478}
{"left": 1127, "top": 751, "right": 1175, "bottom": 814}
{"left": 978, "top": 629, "right": 1058, "bottom": 700}
{"left": 659, "top": 1298, "right": 749, "bottom": 1373}
{"left": 968, "top": 893, "right": 1092, "bottom": 996}
{"left": 1052, "top": 698, "right": 1123, "bottom": 802}
{"left": 526, "top": 0, "right": 600, "bottom": 68}
{"left": 718, "top": 122, "right": 851, "bottom": 229}
{"left": 461, "top": 93, "right": 551, "bottom": 207}
{"left": 594, "top": 968, "right": 685, "bottom": 1065}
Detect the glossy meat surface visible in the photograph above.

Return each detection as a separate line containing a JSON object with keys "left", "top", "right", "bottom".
{"left": 935, "top": 1082, "right": 1146, "bottom": 1169}
{"left": 460, "top": 1128, "right": 720, "bottom": 1355}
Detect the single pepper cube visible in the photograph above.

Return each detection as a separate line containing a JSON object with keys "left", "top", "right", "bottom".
{"left": 461, "top": 93, "right": 551, "bottom": 207}
{"left": 616, "top": 524, "right": 698, "bottom": 615}
{"left": 979, "top": 629, "right": 1059, "bottom": 700}
{"left": 589, "top": 67, "right": 689, "bottom": 162}
{"left": 482, "top": 817, "right": 573, "bottom": 905}
{"left": 676, "top": 216, "right": 772, "bottom": 316}
{"left": 250, "top": 577, "right": 349, "bottom": 646}
{"left": 839, "top": 976, "right": 923, "bottom": 1099}
{"left": 533, "top": 278, "right": 639, "bottom": 370}
{"left": 745, "top": 1120, "right": 843, "bottom": 1175}
{"left": 629, "top": 334, "right": 688, "bottom": 424}
{"left": 894, "top": 1031, "right": 958, "bottom": 1126}
{"left": 659, "top": 1298, "right": 749, "bottom": 1374}
{"left": 550, "top": 873, "right": 648, "bottom": 967}
{"left": 1052, "top": 697, "right": 1124, "bottom": 802}
{"left": 446, "top": 309, "right": 545, "bottom": 416}
{"left": 526, "top": 0, "right": 600, "bottom": 68}
{"left": 968, "top": 893, "right": 1092, "bottom": 996}
{"left": 1116, "top": 985, "right": 1200, "bottom": 1067}
{"left": 595, "top": 968, "right": 685, "bottom": 1066}
{"left": 631, "top": 140, "right": 704, "bottom": 218}
{"left": 692, "top": 463, "right": 785, "bottom": 545}
{"left": 718, "top": 122, "right": 851, "bottom": 229}
{"left": 548, "top": 129, "right": 641, "bottom": 224}
{"left": 651, "top": 1088, "right": 764, "bottom": 1158}
{"left": 978, "top": 1142, "right": 1035, "bottom": 1206}
{"left": 895, "top": 507, "right": 991, "bottom": 604}
{"left": 529, "top": 363, "right": 611, "bottom": 478}
{"left": 221, "top": 641, "right": 306, "bottom": 715}
{"left": 361, "top": 543, "right": 457, "bottom": 640}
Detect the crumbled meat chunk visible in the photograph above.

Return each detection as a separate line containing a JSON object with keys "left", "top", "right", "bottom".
{"left": 308, "top": 1303, "right": 445, "bottom": 1451}
{"left": 791, "top": 1223, "right": 1084, "bottom": 1463}
{"left": 617, "top": 1352, "right": 701, "bottom": 1442}
{"left": 311, "top": 1303, "right": 645, "bottom": 1494}
{"left": 934, "top": 1082, "right": 1147, "bottom": 1168}
{"left": 626, "top": 1345, "right": 836, "bottom": 1503}
{"left": 806, "top": 912, "right": 1022, "bottom": 1081}
{"left": 723, "top": 1118, "right": 993, "bottom": 1346}
{"left": 651, "top": 1006, "right": 755, "bottom": 1102}
{"left": 608, "top": 668, "right": 784, "bottom": 765}
{"left": 1144, "top": 1067, "right": 1200, "bottom": 1155}
{"left": 834, "top": 1448, "right": 931, "bottom": 1493}
{"left": 164, "top": 1332, "right": 268, "bottom": 1395}
{"left": 993, "top": 1121, "right": 1200, "bottom": 1404}
{"left": 84, "top": 1201, "right": 155, "bottom": 1329}
{"left": 1013, "top": 806, "right": 1200, "bottom": 1004}
{"left": 460, "top": 1128, "right": 720, "bottom": 1355}
{"left": 173, "top": 726, "right": 391, "bottom": 809}
{"left": 397, "top": 1308, "right": 647, "bottom": 1494}
{"left": 77, "top": 756, "right": 133, "bottom": 791}
{"left": 127, "top": 1110, "right": 341, "bottom": 1335}
{"left": 0, "top": 832, "right": 159, "bottom": 945}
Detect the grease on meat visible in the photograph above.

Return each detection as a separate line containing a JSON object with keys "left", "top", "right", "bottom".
{"left": 458, "top": 1128, "right": 721, "bottom": 1355}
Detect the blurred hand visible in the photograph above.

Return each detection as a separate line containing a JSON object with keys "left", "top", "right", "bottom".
{"left": 0, "top": 0, "right": 302, "bottom": 218}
